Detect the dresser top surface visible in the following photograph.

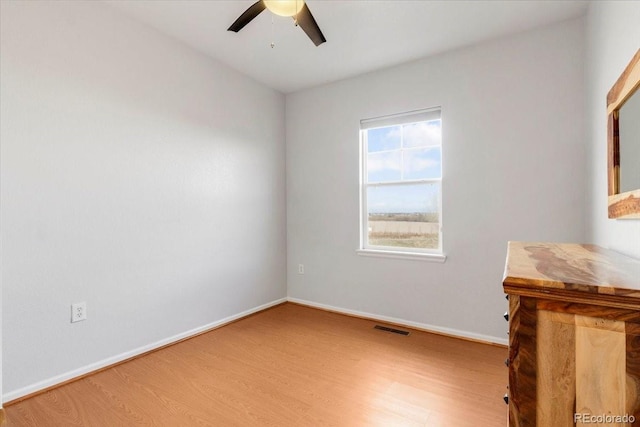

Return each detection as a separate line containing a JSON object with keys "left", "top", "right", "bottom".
{"left": 503, "top": 242, "right": 640, "bottom": 301}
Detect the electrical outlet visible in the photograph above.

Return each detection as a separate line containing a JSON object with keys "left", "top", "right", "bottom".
{"left": 298, "top": 264, "right": 304, "bottom": 274}
{"left": 71, "top": 302, "right": 87, "bottom": 323}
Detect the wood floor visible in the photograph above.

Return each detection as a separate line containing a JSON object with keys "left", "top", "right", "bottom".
{"left": 4, "top": 303, "right": 508, "bottom": 426}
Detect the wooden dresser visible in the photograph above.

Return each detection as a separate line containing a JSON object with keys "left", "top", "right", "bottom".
{"left": 502, "top": 242, "right": 640, "bottom": 427}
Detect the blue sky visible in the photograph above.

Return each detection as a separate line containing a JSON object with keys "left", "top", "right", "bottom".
{"left": 365, "top": 120, "right": 441, "bottom": 214}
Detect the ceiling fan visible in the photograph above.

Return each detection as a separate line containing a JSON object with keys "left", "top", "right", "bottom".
{"left": 228, "top": 0, "right": 326, "bottom": 47}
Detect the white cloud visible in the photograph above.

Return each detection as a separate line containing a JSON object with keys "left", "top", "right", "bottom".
{"left": 405, "top": 157, "right": 439, "bottom": 173}
{"left": 367, "top": 152, "right": 401, "bottom": 173}
{"left": 403, "top": 122, "right": 441, "bottom": 147}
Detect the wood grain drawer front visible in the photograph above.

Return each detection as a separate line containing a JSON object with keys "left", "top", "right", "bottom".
{"left": 508, "top": 302, "right": 640, "bottom": 427}
{"left": 535, "top": 310, "right": 640, "bottom": 427}
{"left": 537, "top": 309, "right": 576, "bottom": 427}
{"left": 575, "top": 315, "right": 627, "bottom": 427}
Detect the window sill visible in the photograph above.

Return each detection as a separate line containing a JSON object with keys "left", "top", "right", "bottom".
{"left": 356, "top": 249, "right": 447, "bottom": 263}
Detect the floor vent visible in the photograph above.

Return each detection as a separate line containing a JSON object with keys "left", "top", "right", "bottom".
{"left": 374, "top": 325, "right": 410, "bottom": 336}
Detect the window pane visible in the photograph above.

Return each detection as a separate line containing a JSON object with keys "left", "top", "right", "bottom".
{"left": 403, "top": 147, "right": 441, "bottom": 180}
{"left": 403, "top": 120, "right": 441, "bottom": 148}
{"left": 367, "top": 183, "right": 440, "bottom": 249}
{"left": 367, "top": 126, "right": 401, "bottom": 153}
{"left": 367, "top": 150, "right": 401, "bottom": 183}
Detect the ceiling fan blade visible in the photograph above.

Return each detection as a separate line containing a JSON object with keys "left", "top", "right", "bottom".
{"left": 295, "top": 3, "right": 326, "bottom": 46}
{"left": 228, "top": 1, "right": 266, "bottom": 33}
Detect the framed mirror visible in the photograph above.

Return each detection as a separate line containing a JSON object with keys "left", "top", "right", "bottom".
{"left": 607, "top": 48, "right": 640, "bottom": 219}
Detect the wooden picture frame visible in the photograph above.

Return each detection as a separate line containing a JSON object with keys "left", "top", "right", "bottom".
{"left": 607, "top": 48, "right": 640, "bottom": 219}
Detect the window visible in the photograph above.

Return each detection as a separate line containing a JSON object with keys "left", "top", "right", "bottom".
{"left": 359, "top": 108, "right": 443, "bottom": 259}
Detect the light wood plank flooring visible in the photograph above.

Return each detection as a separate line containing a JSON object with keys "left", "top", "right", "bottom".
{"left": 4, "top": 303, "right": 508, "bottom": 426}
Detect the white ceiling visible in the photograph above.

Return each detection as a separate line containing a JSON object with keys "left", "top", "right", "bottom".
{"left": 105, "top": 0, "right": 589, "bottom": 94}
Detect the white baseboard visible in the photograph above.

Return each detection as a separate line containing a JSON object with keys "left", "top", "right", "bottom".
{"left": 3, "top": 297, "right": 287, "bottom": 403}
{"left": 287, "top": 297, "right": 509, "bottom": 346}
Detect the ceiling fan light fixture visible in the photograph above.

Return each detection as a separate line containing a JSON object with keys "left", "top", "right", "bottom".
{"left": 263, "top": 0, "right": 305, "bottom": 17}
{"left": 227, "top": 0, "right": 325, "bottom": 47}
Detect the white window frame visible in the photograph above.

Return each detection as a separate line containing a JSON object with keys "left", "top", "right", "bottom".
{"left": 357, "top": 108, "right": 446, "bottom": 263}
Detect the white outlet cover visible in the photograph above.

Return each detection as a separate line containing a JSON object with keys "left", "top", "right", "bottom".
{"left": 71, "top": 302, "right": 87, "bottom": 323}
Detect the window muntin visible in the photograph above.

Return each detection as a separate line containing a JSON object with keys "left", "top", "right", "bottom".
{"left": 360, "top": 109, "right": 442, "bottom": 254}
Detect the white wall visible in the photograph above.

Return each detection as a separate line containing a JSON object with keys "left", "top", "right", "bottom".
{"left": 586, "top": 1, "right": 640, "bottom": 258}
{"left": 0, "top": 1, "right": 286, "bottom": 400}
{"left": 286, "top": 18, "right": 586, "bottom": 343}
